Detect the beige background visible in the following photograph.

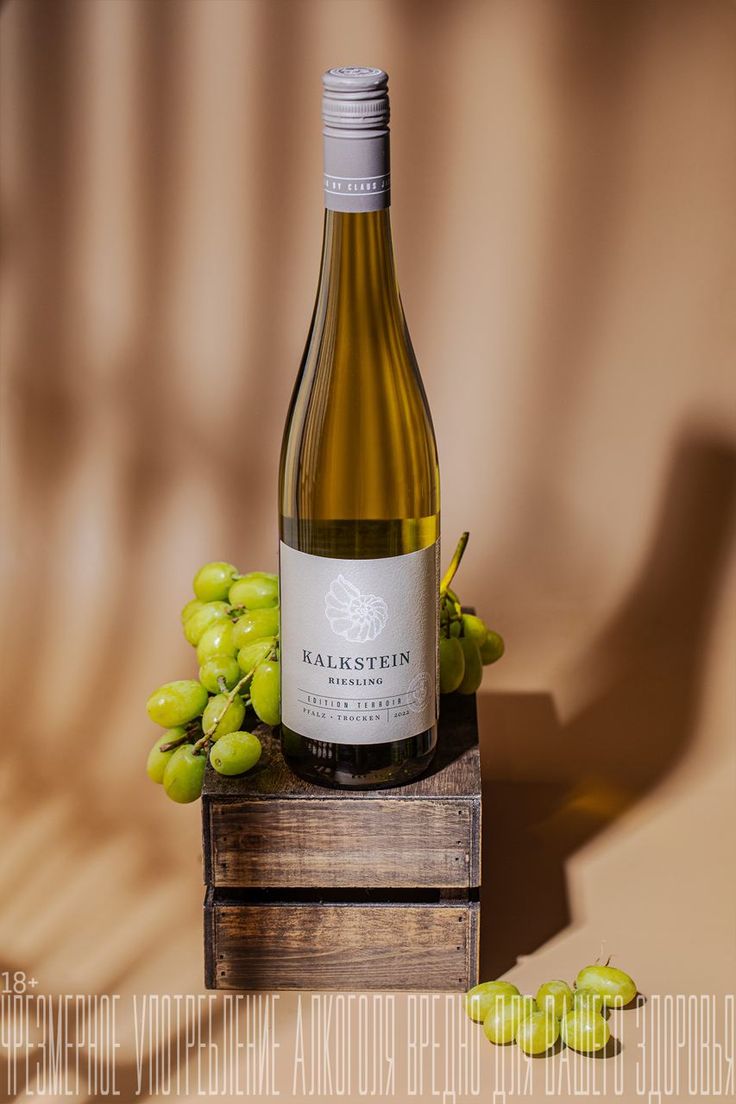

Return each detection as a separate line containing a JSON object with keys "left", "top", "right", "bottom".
{"left": 1, "top": 1, "right": 734, "bottom": 1101}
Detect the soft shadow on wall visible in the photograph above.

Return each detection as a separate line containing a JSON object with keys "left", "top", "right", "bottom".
{"left": 477, "top": 430, "right": 736, "bottom": 977}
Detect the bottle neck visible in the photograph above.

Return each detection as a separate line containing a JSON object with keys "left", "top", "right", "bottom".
{"left": 315, "top": 110, "right": 406, "bottom": 390}
{"left": 316, "top": 208, "right": 403, "bottom": 336}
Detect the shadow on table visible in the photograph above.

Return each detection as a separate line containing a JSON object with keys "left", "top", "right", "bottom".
{"left": 477, "top": 430, "right": 736, "bottom": 978}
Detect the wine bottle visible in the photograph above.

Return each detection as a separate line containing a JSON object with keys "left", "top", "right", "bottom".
{"left": 278, "top": 67, "right": 440, "bottom": 788}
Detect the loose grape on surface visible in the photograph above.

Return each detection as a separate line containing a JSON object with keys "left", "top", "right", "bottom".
{"left": 573, "top": 988, "right": 608, "bottom": 1016}
{"left": 483, "top": 995, "right": 536, "bottom": 1044}
{"left": 536, "top": 979, "right": 574, "bottom": 1020}
{"left": 560, "top": 1009, "right": 611, "bottom": 1053}
{"left": 516, "top": 1011, "right": 560, "bottom": 1056}
{"left": 575, "top": 964, "right": 637, "bottom": 1008}
{"left": 465, "top": 980, "right": 520, "bottom": 1024}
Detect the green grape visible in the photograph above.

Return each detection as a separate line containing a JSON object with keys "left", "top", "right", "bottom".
{"left": 183, "top": 601, "right": 231, "bottom": 646}
{"left": 237, "top": 638, "right": 275, "bottom": 674}
{"left": 465, "top": 980, "right": 520, "bottom": 1024}
{"left": 462, "top": 613, "right": 487, "bottom": 645}
{"left": 483, "top": 995, "right": 536, "bottom": 1044}
{"left": 516, "top": 1010, "right": 559, "bottom": 1056}
{"left": 232, "top": 607, "right": 280, "bottom": 650}
{"left": 181, "top": 598, "right": 204, "bottom": 624}
{"left": 480, "top": 629, "right": 505, "bottom": 665}
{"left": 449, "top": 620, "right": 462, "bottom": 638}
{"left": 250, "top": 660, "right": 280, "bottom": 726}
{"left": 536, "top": 980, "right": 574, "bottom": 1020}
{"left": 439, "top": 636, "right": 464, "bottom": 694}
{"left": 228, "top": 572, "right": 279, "bottom": 610}
{"left": 193, "top": 561, "right": 239, "bottom": 602}
{"left": 575, "top": 965, "right": 637, "bottom": 1008}
{"left": 573, "top": 988, "right": 608, "bottom": 1017}
{"left": 162, "top": 744, "right": 206, "bottom": 803}
{"left": 202, "top": 693, "right": 246, "bottom": 739}
{"left": 146, "top": 680, "right": 208, "bottom": 727}
{"left": 146, "top": 728, "right": 185, "bottom": 784}
{"left": 457, "top": 637, "right": 482, "bottom": 694}
{"left": 209, "top": 730, "right": 262, "bottom": 776}
{"left": 560, "top": 1009, "right": 610, "bottom": 1053}
{"left": 196, "top": 620, "right": 236, "bottom": 665}
{"left": 199, "top": 655, "right": 241, "bottom": 694}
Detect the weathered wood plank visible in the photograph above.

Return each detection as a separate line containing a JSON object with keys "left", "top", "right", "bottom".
{"left": 206, "top": 893, "right": 478, "bottom": 991}
{"left": 209, "top": 798, "right": 475, "bottom": 888}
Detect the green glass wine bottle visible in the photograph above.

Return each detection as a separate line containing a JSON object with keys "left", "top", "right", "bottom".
{"left": 279, "top": 67, "right": 440, "bottom": 788}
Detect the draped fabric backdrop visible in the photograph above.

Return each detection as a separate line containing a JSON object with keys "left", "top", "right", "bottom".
{"left": 1, "top": 1, "right": 734, "bottom": 1099}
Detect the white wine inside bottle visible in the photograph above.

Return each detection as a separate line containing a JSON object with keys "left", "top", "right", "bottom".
{"left": 278, "top": 67, "right": 440, "bottom": 788}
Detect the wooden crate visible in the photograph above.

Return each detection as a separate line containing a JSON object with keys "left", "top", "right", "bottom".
{"left": 202, "top": 691, "right": 481, "bottom": 991}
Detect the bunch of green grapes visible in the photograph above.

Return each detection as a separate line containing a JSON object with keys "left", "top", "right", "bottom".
{"left": 145, "top": 562, "right": 281, "bottom": 804}
{"left": 465, "top": 963, "right": 638, "bottom": 1057}
{"left": 146, "top": 538, "right": 504, "bottom": 803}
{"left": 439, "top": 533, "right": 505, "bottom": 696}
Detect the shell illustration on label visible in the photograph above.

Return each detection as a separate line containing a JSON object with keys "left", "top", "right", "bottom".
{"left": 325, "top": 575, "right": 389, "bottom": 643}
{"left": 408, "top": 672, "right": 431, "bottom": 713}
{"left": 280, "top": 542, "right": 439, "bottom": 745}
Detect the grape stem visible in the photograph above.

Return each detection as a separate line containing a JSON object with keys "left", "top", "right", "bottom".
{"left": 445, "top": 587, "right": 463, "bottom": 620}
{"left": 440, "top": 532, "right": 469, "bottom": 597}
{"left": 193, "top": 644, "right": 275, "bottom": 750}
{"left": 158, "top": 731, "right": 192, "bottom": 754}
{"left": 160, "top": 718, "right": 201, "bottom": 753}
{"left": 193, "top": 668, "right": 257, "bottom": 752}
{"left": 190, "top": 643, "right": 280, "bottom": 755}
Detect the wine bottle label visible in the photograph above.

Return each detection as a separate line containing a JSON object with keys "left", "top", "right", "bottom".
{"left": 280, "top": 541, "right": 439, "bottom": 746}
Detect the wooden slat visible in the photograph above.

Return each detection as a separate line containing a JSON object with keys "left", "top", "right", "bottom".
{"left": 209, "top": 798, "right": 475, "bottom": 888}
{"left": 206, "top": 894, "right": 478, "bottom": 991}
{"left": 202, "top": 692, "right": 482, "bottom": 890}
